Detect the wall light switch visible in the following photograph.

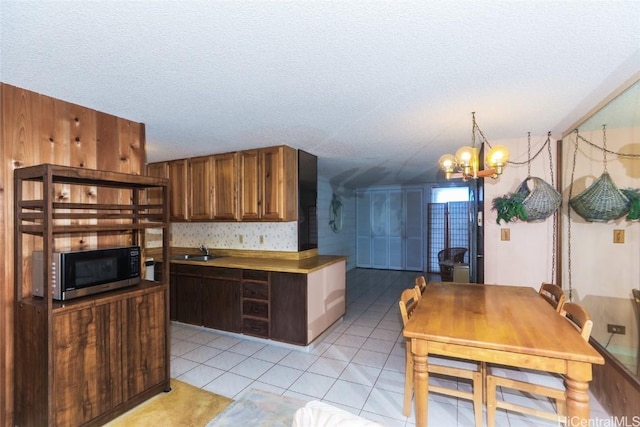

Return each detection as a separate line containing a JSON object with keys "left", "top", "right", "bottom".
{"left": 613, "top": 229, "right": 625, "bottom": 244}
{"left": 500, "top": 228, "right": 510, "bottom": 241}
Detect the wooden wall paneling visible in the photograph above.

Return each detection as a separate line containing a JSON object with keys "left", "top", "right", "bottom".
{"left": 67, "top": 100, "right": 98, "bottom": 251}
{"left": 1, "top": 84, "right": 42, "bottom": 426}
{"left": 95, "top": 112, "right": 128, "bottom": 249}
{"left": 0, "top": 83, "right": 146, "bottom": 427}
{"left": 0, "top": 83, "right": 7, "bottom": 427}
{"left": 118, "top": 119, "right": 144, "bottom": 175}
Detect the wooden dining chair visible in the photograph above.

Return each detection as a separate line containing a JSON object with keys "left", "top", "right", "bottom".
{"left": 414, "top": 275, "right": 427, "bottom": 297}
{"left": 539, "top": 282, "right": 566, "bottom": 313}
{"left": 399, "top": 287, "right": 483, "bottom": 427}
{"left": 486, "top": 302, "right": 593, "bottom": 427}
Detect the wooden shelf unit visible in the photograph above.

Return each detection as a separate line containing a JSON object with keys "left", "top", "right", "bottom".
{"left": 13, "top": 163, "right": 171, "bottom": 427}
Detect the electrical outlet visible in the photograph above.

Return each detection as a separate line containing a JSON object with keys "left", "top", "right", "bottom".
{"left": 607, "top": 324, "right": 626, "bottom": 335}
{"left": 613, "top": 229, "right": 625, "bottom": 243}
{"left": 500, "top": 228, "right": 510, "bottom": 241}
{"left": 259, "top": 235, "right": 264, "bottom": 244}
{"left": 239, "top": 235, "right": 243, "bottom": 243}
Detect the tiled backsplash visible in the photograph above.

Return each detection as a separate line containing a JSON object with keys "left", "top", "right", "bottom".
{"left": 146, "top": 222, "right": 298, "bottom": 251}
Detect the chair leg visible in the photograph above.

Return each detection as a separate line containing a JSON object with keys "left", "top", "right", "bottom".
{"left": 403, "top": 344, "right": 414, "bottom": 416}
{"left": 486, "top": 375, "right": 497, "bottom": 427}
{"left": 472, "top": 371, "right": 483, "bottom": 427}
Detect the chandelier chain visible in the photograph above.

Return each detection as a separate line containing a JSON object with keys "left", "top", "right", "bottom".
{"left": 575, "top": 132, "right": 640, "bottom": 157}
{"left": 565, "top": 130, "right": 581, "bottom": 301}
{"left": 602, "top": 124, "right": 608, "bottom": 172}
{"left": 527, "top": 132, "right": 531, "bottom": 177}
{"left": 546, "top": 132, "right": 555, "bottom": 186}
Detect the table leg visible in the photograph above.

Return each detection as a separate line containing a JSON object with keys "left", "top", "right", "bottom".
{"left": 413, "top": 350, "right": 429, "bottom": 427}
{"left": 564, "top": 364, "right": 591, "bottom": 426}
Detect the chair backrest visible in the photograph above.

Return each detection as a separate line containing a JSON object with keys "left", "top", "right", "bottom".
{"left": 539, "top": 282, "right": 566, "bottom": 313}
{"left": 561, "top": 302, "right": 593, "bottom": 342}
{"left": 438, "top": 247, "right": 467, "bottom": 263}
{"left": 399, "top": 288, "right": 420, "bottom": 327}
{"left": 414, "top": 276, "right": 427, "bottom": 297}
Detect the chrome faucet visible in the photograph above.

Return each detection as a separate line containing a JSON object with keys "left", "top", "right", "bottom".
{"left": 199, "top": 244, "right": 209, "bottom": 256}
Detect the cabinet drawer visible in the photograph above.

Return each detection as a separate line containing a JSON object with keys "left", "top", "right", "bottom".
{"left": 242, "top": 270, "right": 269, "bottom": 282}
{"left": 242, "top": 282, "right": 268, "bottom": 300}
{"left": 242, "top": 318, "right": 269, "bottom": 337}
{"left": 243, "top": 300, "right": 268, "bottom": 319}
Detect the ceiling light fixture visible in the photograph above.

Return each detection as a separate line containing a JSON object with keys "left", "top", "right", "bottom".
{"left": 438, "top": 112, "right": 509, "bottom": 180}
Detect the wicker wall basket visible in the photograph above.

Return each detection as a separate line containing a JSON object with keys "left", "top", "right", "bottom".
{"left": 569, "top": 172, "right": 629, "bottom": 222}
{"left": 518, "top": 177, "right": 562, "bottom": 222}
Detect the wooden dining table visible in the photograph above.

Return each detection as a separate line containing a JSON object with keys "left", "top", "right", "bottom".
{"left": 403, "top": 282, "right": 604, "bottom": 427}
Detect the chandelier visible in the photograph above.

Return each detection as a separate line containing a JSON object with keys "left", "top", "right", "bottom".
{"left": 438, "top": 112, "right": 510, "bottom": 180}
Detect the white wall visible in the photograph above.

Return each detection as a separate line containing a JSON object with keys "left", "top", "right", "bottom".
{"left": 484, "top": 134, "right": 559, "bottom": 288}
{"left": 317, "top": 176, "right": 357, "bottom": 270}
{"left": 483, "top": 126, "right": 640, "bottom": 300}
{"left": 560, "top": 125, "right": 640, "bottom": 301}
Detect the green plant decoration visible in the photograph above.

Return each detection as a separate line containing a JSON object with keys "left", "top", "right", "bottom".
{"left": 621, "top": 188, "right": 640, "bottom": 220}
{"left": 491, "top": 191, "right": 528, "bottom": 224}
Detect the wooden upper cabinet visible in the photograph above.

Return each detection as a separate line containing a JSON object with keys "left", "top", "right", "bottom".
{"left": 212, "top": 152, "right": 239, "bottom": 220}
{"left": 239, "top": 149, "right": 261, "bottom": 220}
{"left": 169, "top": 159, "right": 189, "bottom": 222}
{"left": 261, "top": 146, "right": 297, "bottom": 221}
{"left": 240, "top": 146, "right": 297, "bottom": 221}
{"left": 151, "top": 145, "right": 298, "bottom": 223}
{"left": 146, "top": 162, "right": 169, "bottom": 210}
{"left": 188, "top": 156, "right": 213, "bottom": 221}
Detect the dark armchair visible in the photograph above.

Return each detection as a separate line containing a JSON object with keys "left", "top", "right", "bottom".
{"left": 438, "top": 247, "right": 468, "bottom": 282}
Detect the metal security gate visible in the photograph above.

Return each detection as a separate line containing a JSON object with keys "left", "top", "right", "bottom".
{"left": 427, "top": 201, "right": 471, "bottom": 274}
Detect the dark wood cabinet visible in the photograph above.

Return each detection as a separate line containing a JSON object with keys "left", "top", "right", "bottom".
{"left": 170, "top": 260, "right": 345, "bottom": 347}
{"left": 13, "top": 164, "right": 170, "bottom": 427}
{"left": 271, "top": 272, "right": 307, "bottom": 345}
{"left": 241, "top": 270, "right": 270, "bottom": 338}
{"left": 239, "top": 145, "right": 297, "bottom": 221}
{"left": 52, "top": 301, "right": 118, "bottom": 426}
{"left": 212, "top": 152, "right": 239, "bottom": 220}
{"left": 173, "top": 265, "right": 242, "bottom": 332}
{"left": 202, "top": 267, "right": 242, "bottom": 332}
{"left": 178, "top": 275, "right": 203, "bottom": 326}
{"left": 169, "top": 159, "right": 189, "bottom": 221}
{"left": 188, "top": 156, "right": 214, "bottom": 220}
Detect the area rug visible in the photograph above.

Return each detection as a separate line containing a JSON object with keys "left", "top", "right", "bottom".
{"left": 104, "top": 379, "right": 233, "bottom": 427}
{"left": 206, "top": 388, "right": 306, "bottom": 427}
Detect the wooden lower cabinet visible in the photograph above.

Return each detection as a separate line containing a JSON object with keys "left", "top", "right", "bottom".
{"left": 15, "top": 284, "right": 169, "bottom": 427}
{"left": 173, "top": 265, "right": 242, "bottom": 332}
{"left": 202, "top": 268, "right": 242, "bottom": 332}
{"left": 53, "top": 302, "right": 120, "bottom": 426}
{"left": 241, "top": 270, "right": 270, "bottom": 338}
{"left": 271, "top": 272, "right": 307, "bottom": 345}
{"left": 170, "top": 260, "right": 346, "bottom": 347}
{"left": 175, "top": 265, "right": 203, "bottom": 326}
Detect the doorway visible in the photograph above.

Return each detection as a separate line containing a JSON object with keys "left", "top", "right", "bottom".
{"left": 427, "top": 186, "right": 478, "bottom": 281}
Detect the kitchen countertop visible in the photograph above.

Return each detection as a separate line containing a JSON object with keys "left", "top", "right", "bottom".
{"left": 147, "top": 248, "right": 346, "bottom": 274}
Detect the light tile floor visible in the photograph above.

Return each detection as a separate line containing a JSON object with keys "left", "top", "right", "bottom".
{"left": 170, "top": 268, "right": 610, "bottom": 426}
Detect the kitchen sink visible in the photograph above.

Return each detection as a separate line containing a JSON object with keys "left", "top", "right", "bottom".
{"left": 187, "top": 255, "right": 221, "bottom": 261}
{"left": 170, "top": 254, "right": 222, "bottom": 261}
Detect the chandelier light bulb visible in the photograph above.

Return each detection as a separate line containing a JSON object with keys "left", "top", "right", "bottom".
{"left": 455, "top": 146, "right": 477, "bottom": 167}
{"left": 486, "top": 145, "right": 510, "bottom": 167}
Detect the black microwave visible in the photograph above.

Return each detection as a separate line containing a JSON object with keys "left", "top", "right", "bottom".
{"left": 32, "top": 246, "right": 141, "bottom": 301}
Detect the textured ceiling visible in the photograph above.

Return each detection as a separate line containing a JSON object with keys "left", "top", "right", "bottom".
{"left": 1, "top": 1, "right": 639, "bottom": 187}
